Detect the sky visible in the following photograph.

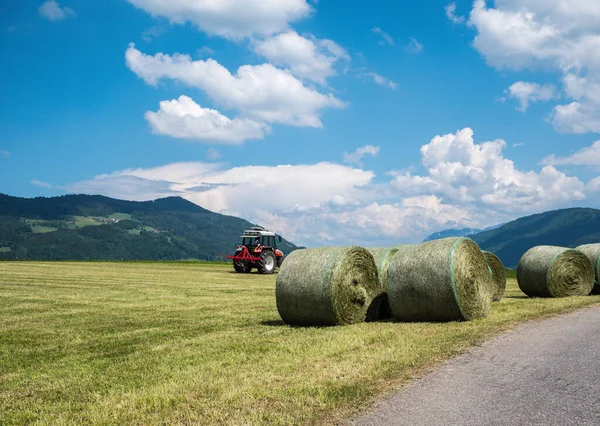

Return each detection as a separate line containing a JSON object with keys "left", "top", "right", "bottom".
{"left": 2, "top": 0, "right": 600, "bottom": 247}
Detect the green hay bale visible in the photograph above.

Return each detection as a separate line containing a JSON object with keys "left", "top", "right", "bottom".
{"left": 575, "top": 244, "right": 600, "bottom": 295}
{"left": 367, "top": 247, "right": 400, "bottom": 319}
{"left": 276, "top": 246, "right": 380, "bottom": 326}
{"left": 482, "top": 251, "right": 506, "bottom": 302}
{"left": 517, "top": 246, "right": 594, "bottom": 298}
{"left": 387, "top": 238, "right": 492, "bottom": 322}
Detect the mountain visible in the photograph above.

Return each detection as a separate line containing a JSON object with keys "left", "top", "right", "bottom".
{"left": 470, "top": 208, "right": 600, "bottom": 268}
{"left": 0, "top": 193, "right": 299, "bottom": 261}
{"left": 423, "top": 228, "right": 482, "bottom": 242}
{"left": 423, "top": 223, "right": 503, "bottom": 242}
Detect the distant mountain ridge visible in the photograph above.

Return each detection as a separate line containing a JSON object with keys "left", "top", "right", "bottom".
{"left": 0, "top": 193, "right": 299, "bottom": 261}
{"left": 470, "top": 208, "right": 600, "bottom": 268}
{"left": 423, "top": 223, "right": 503, "bottom": 242}
{"left": 423, "top": 208, "right": 600, "bottom": 268}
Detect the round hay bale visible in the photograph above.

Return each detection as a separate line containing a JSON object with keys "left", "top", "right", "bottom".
{"left": 517, "top": 246, "right": 594, "bottom": 298}
{"left": 367, "top": 247, "right": 400, "bottom": 319}
{"left": 387, "top": 238, "right": 492, "bottom": 322}
{"left": 276, "top": 246, "right": 380, "bottom": 326}
{"left": 575, "top": 244, "right": 600, "bottom": 295}
{"left": 482, "top": 251, "right": 506, "bottom": 302}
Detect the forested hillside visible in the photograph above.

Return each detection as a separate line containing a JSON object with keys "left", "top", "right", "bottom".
{"left": 0, "top": 194, "right": 299, "bottom": 261}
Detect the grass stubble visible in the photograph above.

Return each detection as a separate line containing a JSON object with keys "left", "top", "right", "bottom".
{"left": 1, "top": 262, "right": 598, "bottom": 425}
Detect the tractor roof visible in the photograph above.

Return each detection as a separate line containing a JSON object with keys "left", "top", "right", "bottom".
{"left": 241, "top": 227, "right": 276, "bottom": 238}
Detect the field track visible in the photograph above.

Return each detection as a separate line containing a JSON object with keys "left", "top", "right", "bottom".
{"left": 352, "top": 306, "right": 600, "bottom": 426}
{"left": 1, "top": 262, "right": 599, "bottom": 425}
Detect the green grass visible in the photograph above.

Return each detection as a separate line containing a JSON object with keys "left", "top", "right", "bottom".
{"left": 30, "top": 225, "right": 58, "bottom": 234}
{"left": 1, "top": 262, "right": 598, "bottom": 425}
{"left": 109, "top": 213, "right": 133, "bottom": 220}
{"left": 0, "top": 247, "right": 11, "bottom": 253}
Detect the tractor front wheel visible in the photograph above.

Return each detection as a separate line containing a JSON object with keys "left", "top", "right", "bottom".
{"left": 233, "top": 261, "right": 251, "bottom": 273}
{"left": 258, "top": 251, "right": 276, "bottom": 274}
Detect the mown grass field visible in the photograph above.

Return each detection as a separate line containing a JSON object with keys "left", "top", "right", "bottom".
{"left": 1, "top": 262, "right": 598, "bottom": 425}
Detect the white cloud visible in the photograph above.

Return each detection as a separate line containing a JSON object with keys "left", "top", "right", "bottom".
{"left": 406, "top": 37, "right": 423, "bottom": 53}
{"left": 464, "top": 0, "right": 600, "bottom": 133}
{"left": 253, "top": 30, "right": 349, "bottom": 84}
{"left": 39, "top": 1, "right": 75, "bottom": 21}
{"left": 363, "top": 72, "right": 397, "bottom": 89}
{"left": 542, "top": 140, "right": 600, "bottom": 168}
{"left": 65, "top": 127, "right": 595, "bottom": 246}
{"left": 372, "top": 27, "right": 395, "bottom": 45}
{"left": 391, "top": 127, "right": 586, "bottom": 215}
{"left": 126, "top": 0, "right": 312, "bottom": 40}
{"left": 343, "top": 145, "right": 380, "bottom": 165}
{"left": 125, "top": 44, "right": 346, "bottom": 128}
{"left": 445, "top": 3, "right": 465, "bottom": 24}
{"left": 145, "top": 95, "right": 270, "bottom": 144}
{"left": 0, "top": 150, "right": 9, "bottom": 159}
{"left": 505, "top": 81, "right": 557, "bottom": 112}
{"left": 31, "top": 180, "right": 53, "bottom": 188}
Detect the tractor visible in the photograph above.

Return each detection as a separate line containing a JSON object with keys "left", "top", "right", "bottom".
{"left": 226, "top": 226, "right": 285, "bottom": 274}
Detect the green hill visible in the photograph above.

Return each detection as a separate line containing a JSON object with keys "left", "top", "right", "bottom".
{"left": 0, "top": 193, "right": 299, "bottom": 261}
{"left": 471, "top": 208, "right": 600, "bottom": 268}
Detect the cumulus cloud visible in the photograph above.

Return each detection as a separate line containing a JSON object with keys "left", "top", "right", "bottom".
{"left": 505, "top": 81, "right": 557, "bottom": 112}
{"left": 445, "top": 3, "right": 465, "bottom": 24}
{"left": 253, "top": 30, "right": 349, "bottom": 84}
{"left": 126, "top": 0, "right": 312, "bottom": 40}
{"left": 66, "top": 127, "right": 595, "bottom": 246}
{"left": 126, "top": 44, "right": 346, "bottom": 127}
{"left": 390, "top": 127, "right": 586, "bottom": 215}
{"left": 464, "top": 0, "right": 600, "bottom": 133}
{"left": 372, "top": 27, "right": 395, "bottom": 45}
{"left": 343, "top": 145, "right": 380, "bottom": 165}
{"left": 542, "top": 140, "right": 600, "bottom": 168}
{"left": 145, "top": 95, "right": 270, "bottom": 144}
{"left": 39, "top": 1, "right": 75, "bottom": 21}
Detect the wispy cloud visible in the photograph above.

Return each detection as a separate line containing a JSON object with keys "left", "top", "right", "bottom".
{"left": 39, "top": 1, "right": 76, "bottom": 21}
{"left": 343, "top": 145, "right": 380, "bottom": 165}
{"left": 445, "top": 3, "right": 465, "bottom": 24}
{"left": 197, "top": 46, "right": 216, "bottom": 57}
{"left": 31, "top": 180, "right": 53, "bottom": 188}
{"left": 207, "top": 148, "right": 222, "bottom": 160}
{"left": 0, "top": 150, "right": 9, "bottom": 159}
{"left": 407, "top": 37, "right": 423, "bottom": 53}
{"left": 372, "top": 27, "right": 395, "bottom": 46}
{"left": 363, "top": 72, "right": 397, "bottom": 89}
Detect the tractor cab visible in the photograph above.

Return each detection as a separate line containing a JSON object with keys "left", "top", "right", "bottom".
{"left": 226, "top": 226, "right": 285, "bottom": 274}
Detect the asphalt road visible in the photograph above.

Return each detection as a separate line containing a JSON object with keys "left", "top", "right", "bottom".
{"left": 351, "top": 306, "right": 600, "bottom": 426}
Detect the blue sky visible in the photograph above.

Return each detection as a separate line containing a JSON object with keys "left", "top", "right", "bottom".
{"left": 2, "top": 0, "right": 600, "bottom": 246}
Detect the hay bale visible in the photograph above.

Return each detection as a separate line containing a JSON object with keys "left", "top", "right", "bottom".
{"left": 482, "top": 251, "right": 506, "bottom": 302}
{"left": 276, "top": 246, "right": 380, "bottom": 326}
{"left": 575, "top": 244, "right": 600, "bottom": 294}
{"left": 517, "top": 246, "right": 594, "bottom": 298}
{"left": 367, "top": 247, "right": 400, "bottom": 319}
{"left": 387, "top": 238, "right": 492, "bottom": 322}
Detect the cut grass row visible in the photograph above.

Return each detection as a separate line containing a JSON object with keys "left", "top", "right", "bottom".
{"left": 0, "top": 261, "right": 598, "bottom": 425}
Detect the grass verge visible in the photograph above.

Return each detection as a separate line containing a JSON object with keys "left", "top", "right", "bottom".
{"left": 0, "top": 262, "right": 598, "bottom": 425}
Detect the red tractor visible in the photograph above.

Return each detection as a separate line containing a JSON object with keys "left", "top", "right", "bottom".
{"left": 226, "top": 226, "right": 285, "bottom": 274}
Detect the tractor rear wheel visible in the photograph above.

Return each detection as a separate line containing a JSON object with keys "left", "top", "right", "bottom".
{"left": 258, "top": 251, "right": 276, "bottom": 274}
